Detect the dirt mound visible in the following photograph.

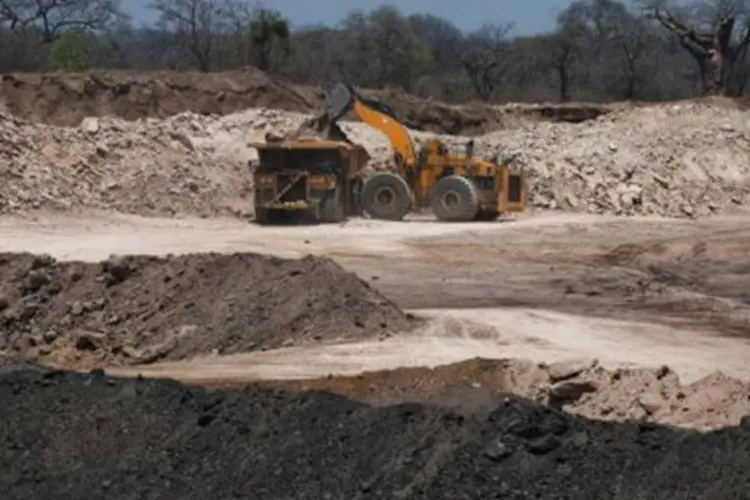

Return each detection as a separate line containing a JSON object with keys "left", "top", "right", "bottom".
{"left": 0, "top": 69, "right": 318, "bottom": 125}
{"left": 472, "top": 101, "right": 750, "bottom": 217}
{"left": 261, "top": 358, "right": 750, "bottom": 430}
{"left": 0, "top": 69, "right": 614, "bottom": 135}
{"left": 0, "top": 252, "right": 415, "bottom": 369}
{"left": 355, "top": 88, "right": 614, "bottom": 135}
{"left": 2, "top": 367, "right": 750, "bottom": 499}
{"left": 0, "top": 111, "right": 258, "bottom": 217}
{"left": 1, "top": 88, "right": 747, "bottom": 219}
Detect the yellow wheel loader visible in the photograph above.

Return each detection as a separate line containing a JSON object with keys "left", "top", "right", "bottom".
{"left": 316, "top": 82, "right": 527, "bottom": 222}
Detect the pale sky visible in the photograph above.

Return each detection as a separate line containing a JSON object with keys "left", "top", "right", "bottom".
{"left": 126, "top": 0, "right": 574, "bottom": 35}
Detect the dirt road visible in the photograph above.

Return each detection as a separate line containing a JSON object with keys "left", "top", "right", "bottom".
{"left": 3, "top": 210, "right": 750, "bottom": 383}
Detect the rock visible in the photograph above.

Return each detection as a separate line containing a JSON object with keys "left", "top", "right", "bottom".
{"left": 526, "top": 434, "right": 561, "bottom": 455}
{"left": 569, "top": 431, "right": 589, "bottom": 447}
{"left": 102, "top": 256, "right": 132, "bottom": 286}
{"left": 22, "top": 269, "right": 50, "bottom": 293}
{"left": 81, "top": 117, "right": 100, "bottom": 134}
{"left": 637, "top": 393, "right": 665, "bottom": 415}
{"left": 42, "top": 330, "right": 58, "bottom": 344}
{"left": 548, "top": 380, "right": 598, "bottom": 404}
{"left": 70, "top": 302, "right": 85, "bottom": 316}
{"left": 484, "top": 439, "right": 513, "bottom": 462}
{"left": 74, "top": 333, "right": 104, "bottom": 351}
{"left": 547, "top": 359, "right": 595, "bottom": 382}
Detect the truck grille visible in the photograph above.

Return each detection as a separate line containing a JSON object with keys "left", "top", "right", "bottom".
{"left": 277, "top": 174, "right": 307, "bottom": 202}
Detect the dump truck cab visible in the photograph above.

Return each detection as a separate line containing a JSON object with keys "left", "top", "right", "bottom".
{"left": 251, "top": 138, "right": 370, "bottom": 224}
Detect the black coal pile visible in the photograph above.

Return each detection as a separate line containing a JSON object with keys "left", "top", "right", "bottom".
{"left": 2, "top": 368, "right": 750, "bottom": 500}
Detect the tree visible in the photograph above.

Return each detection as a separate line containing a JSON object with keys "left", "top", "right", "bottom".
{"left": 638, "top": 0, "right": 750, "bottom": 95}
{"left": 151, "top": 0, "right": 236, "bottom": 72}
{"left": 328, "top": 7, "right": 433, "bottom": 91}
{"left": 0, "top": 0, "right": 123, "bottom": 42}
{"left": 545, "top": 9, "right": 591, "bottom": 102}
{"left": 459, "top": 24, "right": 515, "bottom": 100}
{"left": 613, "top": 15, "right": 658, "bottom": 98}
{"left": 50, "top": 30, "right": 98, "bottom": 70}
{"left": 249, "top": 8, "right": 289, "bottom": 72}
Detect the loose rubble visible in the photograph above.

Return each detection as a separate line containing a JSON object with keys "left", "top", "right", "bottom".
{"left": 0, "top": 252, "right": 415, "bottom": 369}
{"left": 2, "top": 367, "right": 750, "bottom": 499}
{"left": 264, "top": 357, "right": 750, "bottom": 430}
{"left": 475, "top": 102, "right": 750, "bottom": 217}
{"left": 1, "top": 98, "right": 749, "bottom": 219}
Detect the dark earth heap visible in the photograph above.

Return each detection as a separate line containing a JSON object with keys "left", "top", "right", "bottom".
{"left": 1, "top": 366, "right": 749, "bottom": 500}
{"left": 0, "top": 70, "right": 611, "bottom": 135}
{"left": 0, "top": 252, "right": 414, "bottom": 368}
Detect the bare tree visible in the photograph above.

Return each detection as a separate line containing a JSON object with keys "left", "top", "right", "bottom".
{"left": 0, "top": 0, "right": 122, "bottom": 42}
{"left": 459, "top": 23, "right": 515, "bottom": 100}
{"left": 151, "top": 0, "right": 236, "bottom": 71}
{"left": 282, "top": 25, "right": 335, "bottom": 84}
{"left": 638, "top": 0, "right": 750, "bottom": 95}
{"left": 544, "top": 9, "right": 590, "bottom": 102}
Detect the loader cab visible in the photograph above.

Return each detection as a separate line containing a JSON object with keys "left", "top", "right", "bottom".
{"left": 465, "top": 140, "right": 475, "bottom": 158}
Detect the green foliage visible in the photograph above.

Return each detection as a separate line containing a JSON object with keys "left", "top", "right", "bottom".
{"left": 249, "top": 8, "right": 290, "bottom": 71}
{"left": 2, "top": 0, "right": 749, "bottom": 101}
{"left": 51, "top": 32, "right": 98, "bottom": 71}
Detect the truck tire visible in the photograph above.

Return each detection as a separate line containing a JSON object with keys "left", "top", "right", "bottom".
{"left": 430, "top": 175, "right": 480, "bottom": 222}
{"left": 361, "top": 172, "right": 411, "bottom": 221}
{"left": 319, "top": 189, "right": 346, "bottom": 223}
{"left": 254, "top": 208, "right": 269, "bottom": 225}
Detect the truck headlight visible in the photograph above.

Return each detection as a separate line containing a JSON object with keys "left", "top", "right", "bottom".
{"left": 256, "top": 175, "right": 275, "bottom": 187}
{"left": 310, "top": 175, "right": 333, "bottom": 189}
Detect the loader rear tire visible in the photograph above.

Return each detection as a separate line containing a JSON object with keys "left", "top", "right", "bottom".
{"left": 430, "top": 175, "right": 480, "bottom": 222}
{"left": 361, "top": 172, "right": 411, "bottom": 221}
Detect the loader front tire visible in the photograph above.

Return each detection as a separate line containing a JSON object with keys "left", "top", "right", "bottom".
{"left": 361, "top": 172, "right": 411, "bottom": 221}
{"left": 430, "top": 175, "right": 480, "bottom": 222}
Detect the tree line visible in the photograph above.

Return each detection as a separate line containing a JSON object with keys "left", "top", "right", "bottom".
{"left": 1, "top": 0, "right": 750, "bottom": 103}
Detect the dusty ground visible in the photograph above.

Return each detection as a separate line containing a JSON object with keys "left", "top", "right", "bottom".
{"left": 3, "top": 68, "right": 750, "bottom": 497}
{"left": 4, "top": 210, "right": 748, "bottom": 336}
{"left": 1, "top": 72, "right": 750, "bottom": 431}
{"left": 5, "top": 209, "right": 750, "bottom": 431}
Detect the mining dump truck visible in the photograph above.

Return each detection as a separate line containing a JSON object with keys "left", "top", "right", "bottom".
{"left": 251, "top": 137, "right": 370, "bottom": 224}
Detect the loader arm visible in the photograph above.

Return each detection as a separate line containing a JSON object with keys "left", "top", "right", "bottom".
{"left": 323, "top": 82, "right": 418, "bottom": 170}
